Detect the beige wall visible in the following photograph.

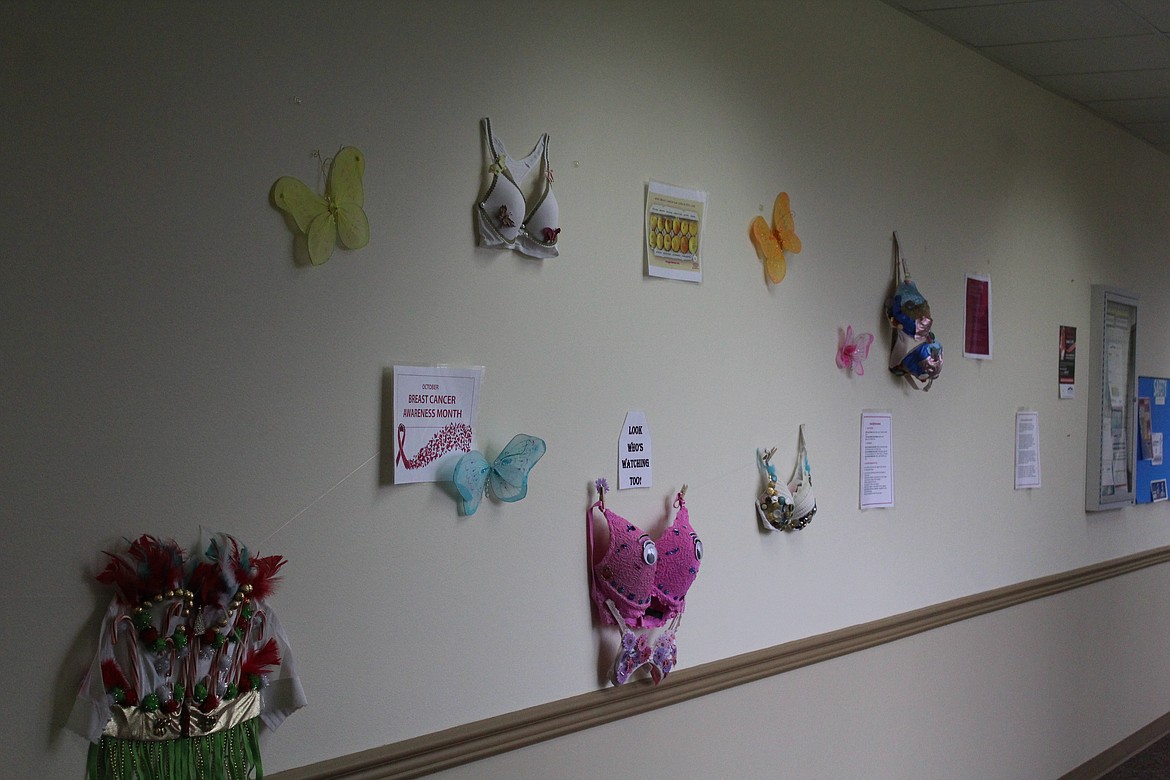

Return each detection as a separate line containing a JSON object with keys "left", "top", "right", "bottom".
{"left": 4, "top": 1, "right": 1170, "bottom": 777}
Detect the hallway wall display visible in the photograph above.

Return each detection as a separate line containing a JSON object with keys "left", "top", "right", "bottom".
{"left": 9, "top": 2, "right": 1170, "bottom": 777}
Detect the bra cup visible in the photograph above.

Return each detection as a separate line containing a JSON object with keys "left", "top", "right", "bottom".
{"left": 514, "top": 192, "right": 560, "bottom": 259}
{"left": 889, "top": 328, "right": 921, "bottom": 368}
{"left": 757, "top": 471, "right": 794, "bottom": 530}
{"left": 646, "top": 506, "right": 701, "bottom": 627}
{"left": 788, "top": 454, "right": 817, "bottom": 524}
{"left": 526, "top": 191, "right": 558, "bottom": 235}
{"left": 591, "top": 507, "right": 657, "bottom": 628}
{"left": 480, "top": 178, "right": 525, "bottom": 243}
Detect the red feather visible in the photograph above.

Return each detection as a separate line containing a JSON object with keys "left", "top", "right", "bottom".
{"left": 242, "top": 554, "right": 286, "bottom": 603}
{"left": 137, "top": 535, "right": 183, "bottom": 595}
{"left": 96, "top": 535, "right": 184, "bottom": 604}
{"left": 96, "top": 553, "right": 141, "bottom": 604}
{"left": 101, "top": 659, "right": 132, "bottom": 694}
{"left": 240, "top": 638, "right": 282, "bottom": 679}
{"left": 187, "top": 561, "right": 225, "bottom": 606}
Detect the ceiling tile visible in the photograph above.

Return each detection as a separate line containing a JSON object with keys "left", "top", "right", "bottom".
{"left": 918, "top": 0, "right": 1147, "bottom": 47}
{"left": 1038, "top": 68, "right": 1170, "bottom": 102}
{"left": 1086, "top": 96, "right": 1170, "bottom": 123}
{"left": 1122, "top": 121, "right": 1170, "bottom": 143}
{"left": 890, "top": 0, "right": 1007, "bottom": 10}
{"left": 880, "top": 0, "right": 1170, "bottom": 155}
{"left": 982, "top": 34, "right": 1170, "bottom": 75}
{"left": 1117, "top": 0, "right": 1170, "bottom": 33}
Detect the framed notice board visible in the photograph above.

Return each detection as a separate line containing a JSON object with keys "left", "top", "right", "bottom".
{"left": 1136, "top": 376, "right": 1170, "bottom": 504}
{"left": 1085, "top": 286, "right": 1138, "bottom": 511}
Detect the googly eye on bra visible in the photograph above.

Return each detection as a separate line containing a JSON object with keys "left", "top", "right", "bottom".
{"left": 756, "top": 425, "right": 817, "bottom": 532}
{"left": 475, "top": 117, "right": 560, "bottom": 259}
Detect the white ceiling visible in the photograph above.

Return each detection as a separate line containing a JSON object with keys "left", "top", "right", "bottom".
{"left": 880, "top": 0, "right": 1170, "bottom": 155}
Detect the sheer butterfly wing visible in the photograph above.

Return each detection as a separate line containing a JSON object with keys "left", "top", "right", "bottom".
{"left": 335, "top": 203, "right": 370, "bottom": 251}
{"left": 274, "top": 172, "right": 337, "bottom": 265}
{"left": 328, "top": 147, "right": 365, "bottom": 207}
{"left": 837, "top": 326, "right": 875, "bottom": 375}
{"left": 273, "top": 176, "right": 327, "bottom": 234}
{"left": 772, "top": 192, "right": 802, "bottom": 254}
{"left": 749, "top": 215, "right": 786, "bottom": 284}
{"left": 853, "top": 331, "right": 873, "bottom": 362}
{"left": 306, "top": 210, "right": 338, "bottom": 266}
{"left": 850, "top": 331, "right": 874, "bottom": 375}
{"left": 452, "top": 451, "right": 492, "bottom": 515}
{"left": 488, "top": 434, "right": 546, "bottom": 503}
{"left": 328, "top": 147, "right": 370, "bottom": 251}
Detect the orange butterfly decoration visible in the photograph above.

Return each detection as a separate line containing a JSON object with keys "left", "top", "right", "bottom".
{"left": 749, "top": 192, "right": 802, "bottom": 284}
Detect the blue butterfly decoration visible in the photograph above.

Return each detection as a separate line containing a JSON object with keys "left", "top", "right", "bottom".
{"left": 452, "top": 434, "right": 547, "bottom": 515}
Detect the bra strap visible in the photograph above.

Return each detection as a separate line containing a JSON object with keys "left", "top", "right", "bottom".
{"left": 541, "top": 133, "right": 552, "bottom": 181}
{"left": 604, "top": 599, "right": 626, "bottom": 627}
{"left": 586, "top": 499, "right": 602, "bottom": 565}
{"left": 482, "top": 117, "right": 508, "bottom": 174}
{"left": 481, "top": 117, "right": 497, "bottom": 159}
{"left": 793, "top": 424, "right": 811, "bottom": 483}
{"left": 893, "top": 231, "right": 912, "bottom": 283}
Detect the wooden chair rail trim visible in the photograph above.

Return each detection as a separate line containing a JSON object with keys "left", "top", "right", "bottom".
{"left": 272, "top": 546, "right": 1170, "bottom": 780}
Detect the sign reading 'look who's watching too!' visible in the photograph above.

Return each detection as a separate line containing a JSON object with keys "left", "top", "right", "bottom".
{"left": 618, "top": 411, "right": 652, "bottom": 489}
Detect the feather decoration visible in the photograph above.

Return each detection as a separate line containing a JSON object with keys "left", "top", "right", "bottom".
{"left": 137, "top": 535, "right": 184, "bottom": 596}
{"left": 100, "top": 659, "right": 131, "bottom": 693}
{"left": 100, "top": 659, "right": 137, "bottom": 704}
{"left": 241, "top": 637, "right": 282, "bottom": 677}
{"left": 96, "top": 553, "right": 140, "bottom": 604}
{"left": 236, "top": 554, "right": 287, "bottom": 603}
{"left": 96, "top": 535, "right": 183, "bottom": 604}
{"left": 187, "top": 560, "right": 225, "bottom": 607}
{"left": 238, "top": 637, "right": 282, "bottom": 691}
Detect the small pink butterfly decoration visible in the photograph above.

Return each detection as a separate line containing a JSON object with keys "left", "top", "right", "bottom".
{"left": 836, "top": 326, "right": 874, "bottom": 376}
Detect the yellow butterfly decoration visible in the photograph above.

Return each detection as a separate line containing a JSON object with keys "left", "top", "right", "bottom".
{"left": 273, "top": 146, "right": 370, "bottom": 266}
{"left": 749, "top": 192, "right": 802, "bottom": 284}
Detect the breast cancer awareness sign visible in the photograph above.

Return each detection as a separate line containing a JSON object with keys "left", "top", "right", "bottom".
{"left": 392, "top": 365, "right": 484, "bottom": 483}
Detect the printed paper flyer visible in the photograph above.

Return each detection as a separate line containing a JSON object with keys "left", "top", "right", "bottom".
{"left": 859, "top": 411, "right": 894, "bottom": 509}
{"left": 964, "top": 273, "right": 992, "bottom": 359}
{"left": 618, "top": 411, "right": 652, "bottom": 489}
{"left": 393, "top": 365, "right": 484, "bottom": 484}
{"left": 1058, "top": 325, "right": 1076, "bottom": 399}
{"left": 645, "top": 180, "right": 705, "bottom": 283}
{"left": 1014, "top": 410, "right": 1041, "bottom": 489}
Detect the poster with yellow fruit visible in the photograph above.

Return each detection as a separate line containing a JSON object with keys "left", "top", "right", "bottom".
{"left": 645, "top": 180, "right": 705, "bottom": 283}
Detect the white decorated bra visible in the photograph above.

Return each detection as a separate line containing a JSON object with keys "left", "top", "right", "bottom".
{"left": 475, "top": 117, "right": 560, "bottom": 259}
{"left": 756, "top": 426, "right": 817, "bottom": 532}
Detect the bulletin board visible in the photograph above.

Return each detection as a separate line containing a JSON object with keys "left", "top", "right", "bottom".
{"left": 1135, "top": 376, "right": 1170, "bottom": 503}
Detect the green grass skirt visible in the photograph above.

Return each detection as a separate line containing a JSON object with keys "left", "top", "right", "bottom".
{"left": 86, "top": 716, "right": 263, "bottom": 780}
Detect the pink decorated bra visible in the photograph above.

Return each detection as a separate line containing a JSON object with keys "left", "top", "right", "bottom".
{"left": 588, "top": 485, "right": 702, "bottom": 685}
